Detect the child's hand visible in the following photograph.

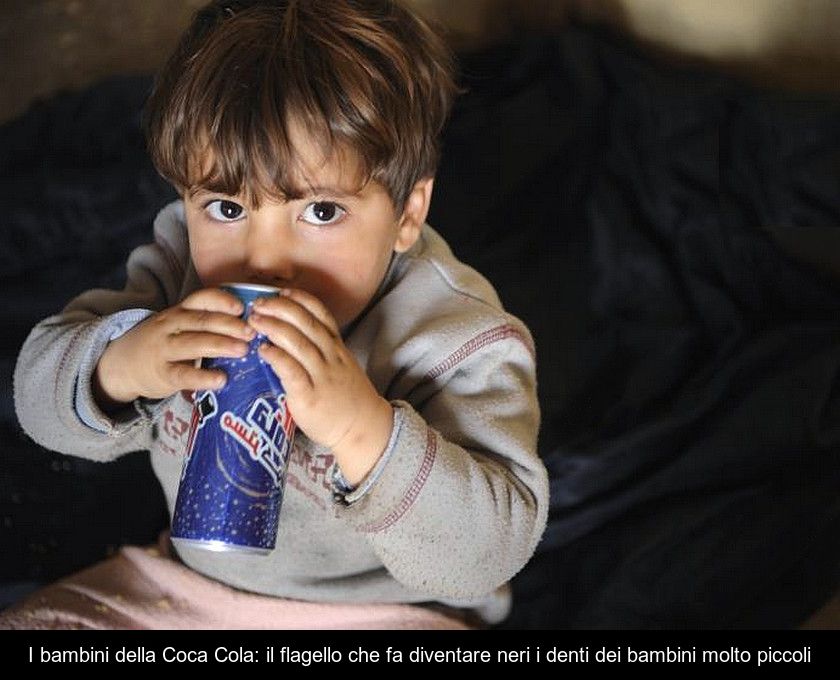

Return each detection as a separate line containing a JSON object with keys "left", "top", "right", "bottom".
{"left": 249, "top": 289, "right": 393, "bottom": 486}
{"left": 93, "top": 288, "right": 256, "bottom": 410}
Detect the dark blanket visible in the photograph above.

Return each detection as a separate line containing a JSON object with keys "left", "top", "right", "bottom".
{"left": 1, "top": 27, "right": 839, "bottom": 628}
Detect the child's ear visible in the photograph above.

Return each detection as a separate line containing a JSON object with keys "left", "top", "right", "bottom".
{"left": 394, "top": 177, "right": 434, "bottom": 253}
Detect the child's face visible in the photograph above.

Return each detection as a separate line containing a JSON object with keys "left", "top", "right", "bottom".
{"left": 182, "top": 126, "right": 427, "bottom": 328}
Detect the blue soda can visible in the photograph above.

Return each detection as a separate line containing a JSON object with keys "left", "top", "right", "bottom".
{"left": 171, "top": 283, "right": 295, "bottom": 554}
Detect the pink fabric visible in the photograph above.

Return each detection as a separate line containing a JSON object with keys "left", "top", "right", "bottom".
{"left": 0, "top": 534, "right": 470, "bottom": 630}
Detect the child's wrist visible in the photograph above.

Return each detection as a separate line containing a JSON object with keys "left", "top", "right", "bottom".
{"left": 92, "top": 342, "right": 140, "bottom": 413}
{"left": 331, "top": 396, "right": 394, "bottom": 486}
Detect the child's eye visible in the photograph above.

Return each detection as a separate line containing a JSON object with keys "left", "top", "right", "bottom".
{"left": 300, "top": 201, "right": 346, "bottom": 226}
{"left": 206, "top": 199, "right": 246, "bottom": 222}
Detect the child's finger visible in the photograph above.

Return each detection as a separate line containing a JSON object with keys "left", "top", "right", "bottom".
{"left": 165, "top": 332, "right": 250, "bottom": 362}
{"left": 165, "top": 308, "right": 255, "bottom": 341}
{"left": 258, "top": 343, "right": 314, "bottom": 392}
{"left": 254, "top": 289, "right": 340, "bottom": 337}
{"left": 284, "top": 289, "right": 340, "bottom": 336}
{"left": 249, "top": 314, "right": 327, "bottom": 370}
{"left": 180, "top": 287, "right": 245, "bottom": 316}
{"left": 165, "top": 362, "right": 228, "bottom": 392}
{"left": 250, "top": 298, "right": 338, "bottom": 355}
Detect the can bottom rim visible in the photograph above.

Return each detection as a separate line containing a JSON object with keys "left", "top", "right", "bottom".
{"left": 171, "top": 536, "right": 273, "bottom": 555}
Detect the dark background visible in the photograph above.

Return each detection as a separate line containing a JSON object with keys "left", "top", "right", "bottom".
{"left": 1, "top": 1, "right": 838, "bottom": 628}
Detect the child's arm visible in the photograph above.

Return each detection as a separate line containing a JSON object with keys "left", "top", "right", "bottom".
{"left": 248, "top": 290, "right": 394, "bottom": 486}
{"left": 340, "top": 337, "right": 546, "bottom": 601}
{"left": 16, "top": 287, "right": 254, "bottom": 460}
{"left": 253, "top": 290, "right": 547, "bottom": 600}
{"left": 93, "top": 288, "right": 254, "bottom": 409}
{"left": 14, "top": 293, "right": 160, "bottom": 460}
{"left": 13, "top": 201, "right": 252, "bottom": 460}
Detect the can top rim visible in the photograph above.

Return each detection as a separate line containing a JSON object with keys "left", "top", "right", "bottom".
{"left": 220, "top": 282, "right": 282, "bottom": 294}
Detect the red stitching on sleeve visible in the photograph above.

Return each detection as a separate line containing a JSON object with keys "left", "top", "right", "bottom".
{"left": 360, "top": 427, "right": 437, "bottom": 533}
{"left": 422, "top": 323, "right": 534, "bottom": 385}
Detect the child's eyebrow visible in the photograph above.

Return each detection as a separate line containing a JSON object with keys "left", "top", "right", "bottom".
{"left": 188, "top": 185, "right": 361, "bottom": 201}
{"left": 297, "top": 185, "right": 363, "bottom": 199}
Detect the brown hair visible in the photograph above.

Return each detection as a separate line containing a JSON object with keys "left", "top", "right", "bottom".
{"left": 144, "top": 0, "right": 458, "bottom": 210}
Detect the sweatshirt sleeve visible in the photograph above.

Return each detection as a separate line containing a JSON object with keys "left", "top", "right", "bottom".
{"left": 333, "top": 323, "right": 548, "bottom": 600}
{"left": 13, "top": 201, "right": 190, "bottom": 461}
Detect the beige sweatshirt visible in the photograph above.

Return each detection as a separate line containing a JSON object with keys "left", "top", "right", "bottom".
{"left": 14, "top": 201, "right": 548, "bottom": 622}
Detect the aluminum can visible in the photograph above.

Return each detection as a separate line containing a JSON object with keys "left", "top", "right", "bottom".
{"left": 171, "top": 283, "right": 295, "bottom": 554}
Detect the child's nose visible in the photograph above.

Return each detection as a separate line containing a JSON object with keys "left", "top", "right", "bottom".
{"left": 246, "top": 227, "right": 296, "bottom": 285}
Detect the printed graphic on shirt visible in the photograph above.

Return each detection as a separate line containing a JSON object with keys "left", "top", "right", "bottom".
{"left": 159, "top": 398, "right": 200, "bottom": 457}
{"left": 290, "top": 444, "right": 335, "bottom": 491}
{"left": 286, "top": 444, "right": 335, "bottom": 512}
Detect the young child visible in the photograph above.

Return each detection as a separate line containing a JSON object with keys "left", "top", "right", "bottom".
{"left": 8, "top": 0, "right": 547, "bottom": 629}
